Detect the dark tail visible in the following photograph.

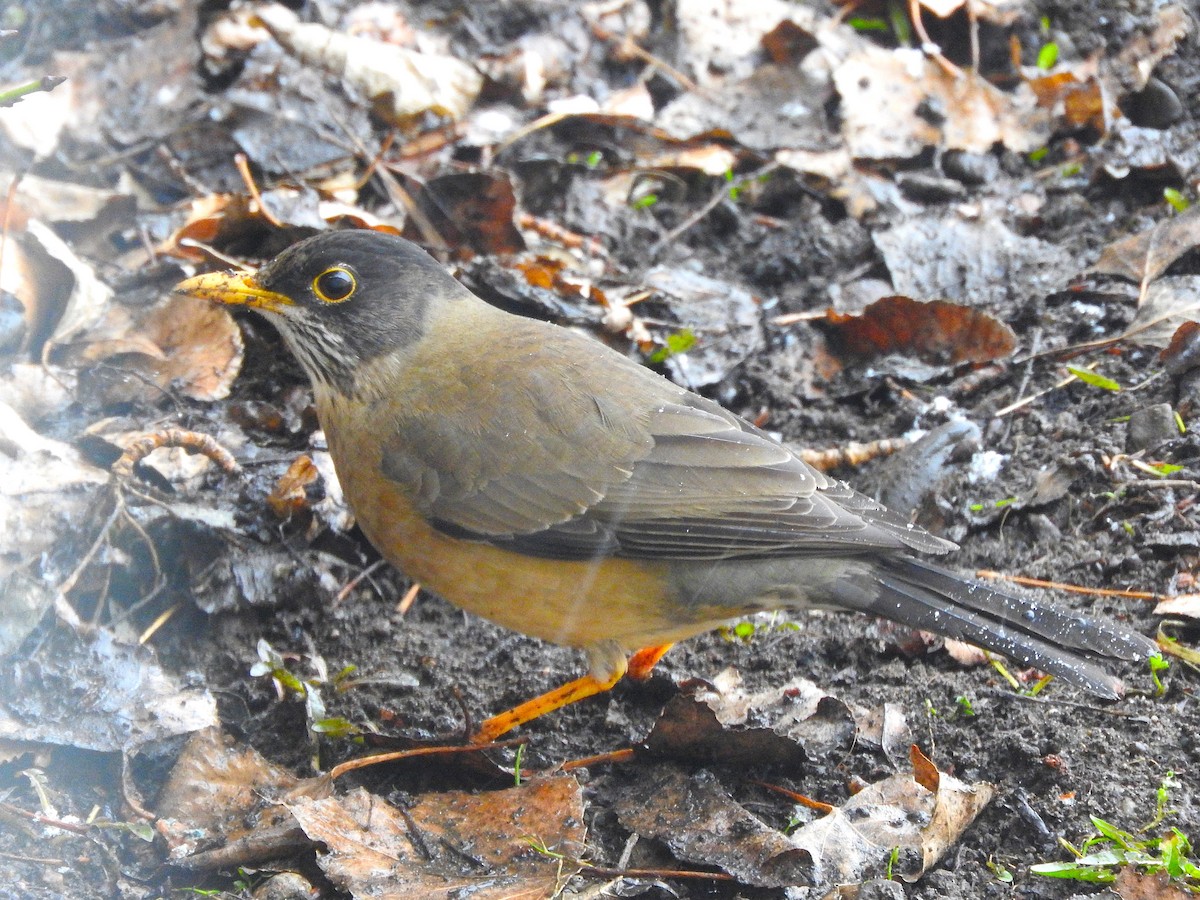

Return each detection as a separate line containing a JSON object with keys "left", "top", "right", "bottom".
{"left": 844, "top": 556, "right": 1157, "bottom": 698}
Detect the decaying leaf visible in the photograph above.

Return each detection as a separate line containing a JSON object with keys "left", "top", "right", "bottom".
{"left": 835, "top": 44, "right": 1050, "bottom": 157}
{"left": 645, "top": 667, "right": 856, "bottom": 766}
{"left": 875, "top": 215, "right": 1073, "bottom": 307}
{"left": 616, "top": 765, "right": 815, "bottom": 888}
{"left": 616, "top": 753, "right": 993, "bottom": 890}
{"left": 288, "top": 779, "right": 585, "bottom": 899}
{"left": 817, "top": 296, "right": 1017, "bottom": 375}
{"left": 1090, "top": 204, "right": 1200, "bottom": 285}
{"left": 0, "top": 623, "right": 217, "bottom": 753}
{"left": 255, "top": 3, "right": 483, "bottom": 127}
{"left": 0, "top": 399, "right": 107, "bottom": 587}
{"left": 156, "top": 727, "right": 304, "bottom": 858}
{"left": 1119, "top": 277, "right": 1200, "bottom": 348}
{"left": 1160, "top": 321, "right": 1200, "bottom": 375}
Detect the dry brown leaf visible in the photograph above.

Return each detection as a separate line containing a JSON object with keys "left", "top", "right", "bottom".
{"left": 401, "top": 172, "right": 524, "bottom": 256}
{"left": 156, "top": 727, "right": 304, "bottom": 857}
{"left": 135, "top": 295, "right": 245, "bottom": 402}
{"left": 255, "top": 3, "right": 482, "bottom": 127}
{"left": 288, "top": 779, "right": 584, "bottom": 899}
{"left": 1090, "top": 205, "right": 1200, "bottom": 286}
{"left": 268, "top": 455, "right": 320, "bottom": 520}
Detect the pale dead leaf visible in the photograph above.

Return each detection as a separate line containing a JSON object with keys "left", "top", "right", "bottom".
{"left": 835, "top": 44, "right": 1050, "bottom": 157}
{"left": 1089, "top": 204, "right": 1200, "bottom": 286}
{"left": 0, "top": 623, "right": 217, "bottom": 752}
{"left": 1153, "top": 594, "right": 1200, "bottom": 618}
{"left": 1107, "top": 4, "right": 1193, "bottom": 95}
{"left": 27, "top": 219, "right": 113, "bottom": 348}
{"left": 255, "top": 3, "right": 482, "bottom": 126}
{"left": 789, "top": 760, "right": 994, "bottom": 886}
{"left": 14, "top": 174, "right": 130, "bottom": 226}
{"left": 1119, "top": 277, "right": 1200, "bottom": 348}
{"left": 673, "top": 0, "right": 802, "bottom": 87}
{"left": 918, "top": 0, "right": 1025, "bottom": 23}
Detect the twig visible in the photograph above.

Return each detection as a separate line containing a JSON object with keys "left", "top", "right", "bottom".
{"left": 975, "top": 570, "right": 1164, "bottom": 602}
{"left": 0, "top": 75, "right": 66, "bottom": 107}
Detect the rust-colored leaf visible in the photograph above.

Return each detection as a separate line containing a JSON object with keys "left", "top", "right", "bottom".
{"left": 819, "top": 296, "right": 1017, "bottom": 368}
{"left": 268, "top": 455, "right": 320, "bottom": 519}
{"left": 910, "top": 744, "right": 940, "bottom": 792}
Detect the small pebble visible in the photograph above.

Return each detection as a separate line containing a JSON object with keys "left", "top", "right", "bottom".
{"left": 1125, "top": 402, "right": 1178, "bottom": 452}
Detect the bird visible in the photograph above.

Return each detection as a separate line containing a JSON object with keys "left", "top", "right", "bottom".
{"left": 175, "top": 229, "right": 1157, "bottom": 742}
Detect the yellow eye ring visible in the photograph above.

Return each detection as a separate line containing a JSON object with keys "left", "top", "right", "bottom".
{"left": 313, "top": 267, "right": 356, "bottom": 303}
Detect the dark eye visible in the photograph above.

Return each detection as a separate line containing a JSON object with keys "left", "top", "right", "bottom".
{"left": 313, "top": 267, "right": 356, "bottom": 303}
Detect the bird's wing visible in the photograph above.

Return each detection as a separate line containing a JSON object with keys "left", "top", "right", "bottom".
{"left": 381, "top": 321, "right": 951, "bottom": 561}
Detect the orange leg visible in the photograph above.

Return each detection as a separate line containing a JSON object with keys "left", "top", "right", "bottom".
{"left": 472, "top": 669, "right": 625, "bottom": 744}
{"left": 627, "top": 643, "right": 674, "bottom": 680}
{"left": 470, "top": 643, "right": 674, "bottom": 743}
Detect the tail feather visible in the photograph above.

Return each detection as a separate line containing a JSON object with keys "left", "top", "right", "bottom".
{"left": 844, "top": 556, "right": 1157, "bottom": 699}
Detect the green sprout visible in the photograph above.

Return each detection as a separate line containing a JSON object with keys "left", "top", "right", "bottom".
{"left": 987, "top": 857, "right": 1014, "bottom": 883}
{"left": 1145, "top": 463, "right": 1184, "bottom": 477}
{"left": 885, "top": 845, "right": 902, "bottom": 879}
{"left": 955, "top": 695, "right": 976, "bottom": 717}
{"left": 888, "top": 0, "right": 912, "bottom": 45}
{"left": 1032, "top": 805, "right": 1199, "bottom": 890}
{"left": 513, "top": 742, "right": 525, "bottom": 787}
{"left": 1164, "top": 188, "right": 1191, "bottom": 212}
{"left": 1067, "top": 366, "right": 1121, "bottom": 391}
{"left": 648, "top": 328, "right": 697, "bottom": 363}
{"left": 1037, "top": 42, "right": 1060, "bottom": 70}
{"left": 250, "top": 639, "right": 360, "bottom": 750}
{"left": 848, "top": 16, "right": 889, "bottom": 31}
{"left": 1028, "top": 146, "right": 1050, "bottom": 164}
{"left": 1149, "top": 654, "right": 1169, "bottom": 697}
{"left": 630, "top": 192, "right": 658, "bottom": 209}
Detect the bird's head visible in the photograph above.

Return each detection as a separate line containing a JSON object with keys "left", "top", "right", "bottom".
{"left": 175, "top": 230, "right": 463, "bottom": 394}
